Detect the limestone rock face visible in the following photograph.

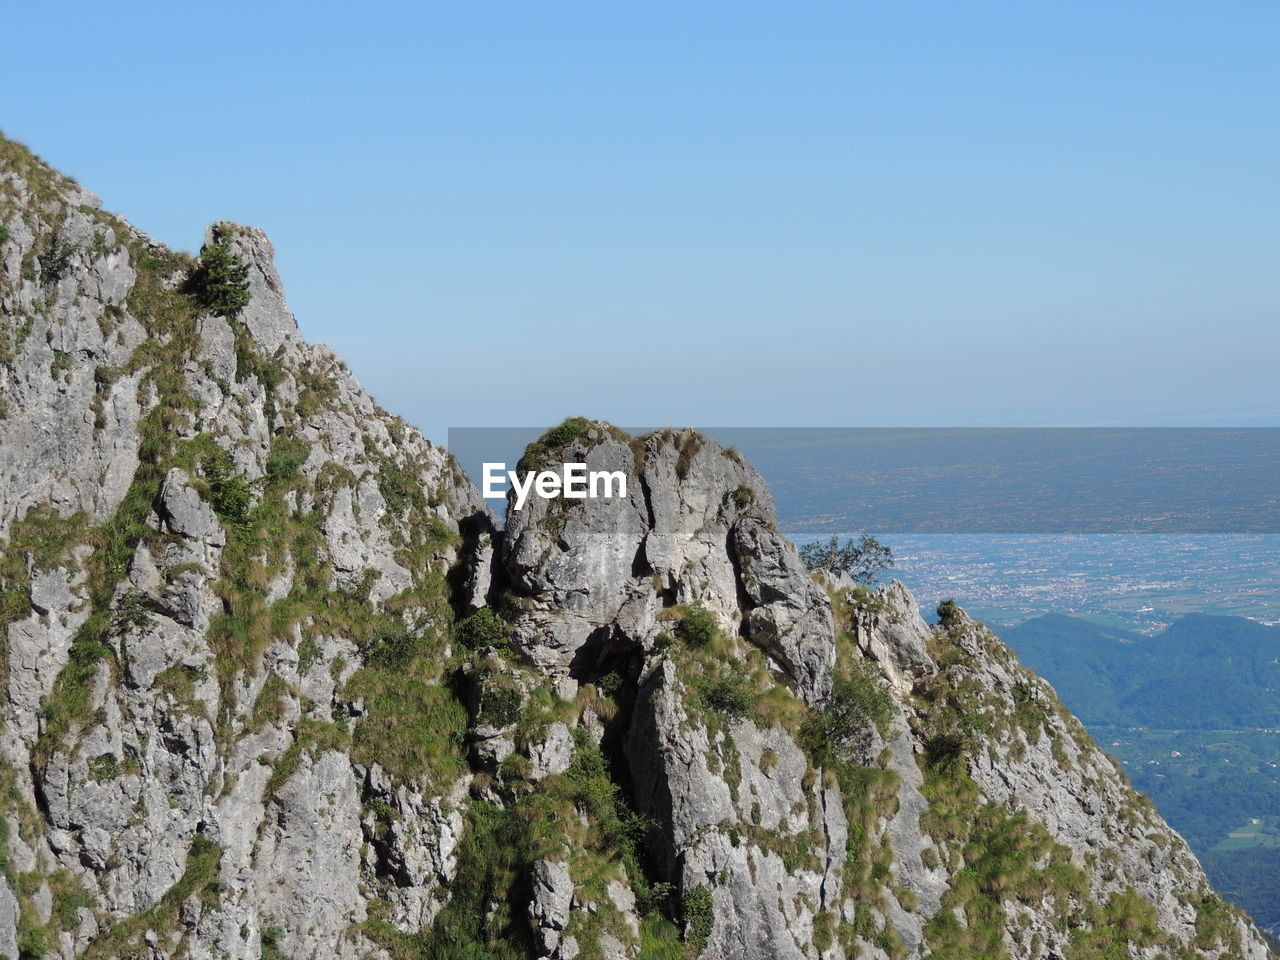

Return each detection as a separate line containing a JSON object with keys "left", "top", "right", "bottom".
{"left": 0, "top": 178, "right": 145, "bottom": 536}
{"left": 0, "top": 140, "right": 490, "bottom": 960}
{"left": 0, "top": 137, "right": 1272, "bottom": 960}
{"left": 528, "top": 858, "right": 573, "bottom": 955}
{"left": 501, "top": 427, "right": 835, "bottom": 704}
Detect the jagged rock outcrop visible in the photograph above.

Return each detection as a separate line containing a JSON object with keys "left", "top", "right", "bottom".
{"left": 0, "top": 135, "right": 1272, "bottom": 960}
{"left": 500, "top": 426, "right": 835, "bottom": 705}
{"left": 1, "top": 137, "right": 489, "bottom": 960}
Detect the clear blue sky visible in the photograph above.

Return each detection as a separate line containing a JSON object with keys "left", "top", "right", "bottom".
{"left": 5, "top": 2, "right": 1277, "bottom": 441}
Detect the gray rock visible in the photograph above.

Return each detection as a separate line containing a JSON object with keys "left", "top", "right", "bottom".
{"left": 0, "top": 878, "right": 16, "bottom": 960}
{"left": 529, "top": 858, "right": 573, "bottom": 954}
{"left": 501, "top": 427, "right": 833, "bottom": 704}
{"left": 854, "top": 580, "right": 936, "bottom": 694}
{"left": 528, "top": 722, "right": 575, "bottom": 780}
{"left": 206, "top": 223, "right": 301, "bottom": 355}
{"left": 156, "top": 469, "right": 225, "bottom": 545}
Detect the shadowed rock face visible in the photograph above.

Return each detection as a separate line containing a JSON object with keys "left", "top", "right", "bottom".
{"left": 0, "top": 138, "right": 1273, "bottom": 960}
{"left": 501, "top": 427, "right": 835, "bottom": 706}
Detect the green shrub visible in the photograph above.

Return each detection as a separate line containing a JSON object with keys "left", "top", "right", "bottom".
{"left": 112, "top": 592, "right": 153, "bottom": 632}
{"left": 88, "top": 753, "right": 119, "bottom": 781}
{"left": 375, "top": 729, "right": 670, "bottom": 960}
{"left": 516, "top": 417, "right": 618, "bottom": 472}
{"left": 675, "top": 606, "right": 718, "bottom": 647}
{"left": 265, "top": 436, "right": 309, "bottom": 484}
{"left": 455, "top": 608, "right": 510, "bottom": 651}
{"left": 596, "top": 669, "right": 625, "bottom": 698}
{"left": 922, "top": 730, "right": 974, "bottom": 770}
{"left": 477, "top": 679, "right": 523, "bottom": 729}
{"left": 261, "top": 924, "right": 285, "bottom": 959}
{"left": 697, "top": 660, "right": 759, "bottom": 718}
{"left": 682, "top": 885, "right": 714, "bottom": 952}
{"left": 543, "top": 416, "right": 593, "bottom": 447}
{"left": 18, "top": 927, "right": 47, "bottom": 959}
{"left": 936, "top": 598, "right": 960, "bottom": 624}
{"left": 364, "top": 625, "right": 422, "bottom": 669}
{"left": 296, "top": 637, "right": 321, "bottom": 672}
{"left": 200, "top": 447, "right": 255, "bottom": 526}
{"left": 189, "top": 240, "right": 250, "bottom": 316}
{"left": 800, "top": 657, "right": 894, "bottom": 764}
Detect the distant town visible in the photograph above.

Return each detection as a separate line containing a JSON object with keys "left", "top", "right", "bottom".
{"left": 840, "top": 533, "right": 1280, "bottom": 633}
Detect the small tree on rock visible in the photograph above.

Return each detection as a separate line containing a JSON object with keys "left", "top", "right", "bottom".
{"left": 190, "top": 239, "right": 250, "bottom": 316}
{"left": 798, "top": 535, "right": 894, "bottom": 584}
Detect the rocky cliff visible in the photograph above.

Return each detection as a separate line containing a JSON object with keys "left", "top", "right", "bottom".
{"left": 0, "top": 135, "right": 1271, "bottom": 960}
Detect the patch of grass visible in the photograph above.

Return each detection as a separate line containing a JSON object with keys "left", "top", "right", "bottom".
{"left": 153, "top": 663, "right": 206, "bottom": 712}
{"left": 83, "top": 834, "right": 222, "bottom": 957}
{"left": 920, "top": 754, "right": 1087, "bottom": 959}
{"left": 250, "top": 673, "right": 290, "bottom": 731}
{"left": 370, "top": 800, "right": 535, "bottom": 960}
{"left": 265, "top": 435, "right": 309, "bottom": 483}
{"left": 1011, "top": 681, "right": 1050, "bottom": 743}
{"left": 543, "top": 417, "right": 594, "bottom": 448}
{"left": 0, "top": 505, "right": 87, "bottom": 637}
{"left": 639, "top": 913, "right": 684, "bottom": 960}
{"left": 1192, "top": 892, "right": 1243, "bottom": 952}
{"left": 264, "top": 719, "right": 351, "bottom": 797}
{"left": 33, "top": 235, "right": 205, "bottom": 765}
{"left": 377, "top": 457, "right": 425, "bottom": 518}
{"left": 1066, "top": 888, "right": 1164, "bottom": 960}
{"left": 234, "top": 334, "right": 282, "bottom": 389}
{"left": 516, "top": 417, "right": 625, "bottom": 473}
{"left": 343, "top": 663, "right": 468, "bottom": 789}
{"left": 380, "top": 726, "right": 673, "bottom": 959}
{"left": 296, "top": 637, "right": 321, "bottom": 673}
{"left": 668, "top": 430, "right": 703, "bottom": 480}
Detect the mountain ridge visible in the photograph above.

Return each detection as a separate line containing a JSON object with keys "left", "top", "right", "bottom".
{"left": 0, "top": 135, "right": 1272, "bottom": 960}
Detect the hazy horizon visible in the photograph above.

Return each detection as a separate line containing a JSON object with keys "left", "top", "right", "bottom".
{"left": 6, "top": 2, "right": 1277, "bottom": 441}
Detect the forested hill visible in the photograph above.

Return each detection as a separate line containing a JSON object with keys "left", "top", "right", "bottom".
{"left": 1005, "top": 613, "right": 1280, "bottom": 729}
